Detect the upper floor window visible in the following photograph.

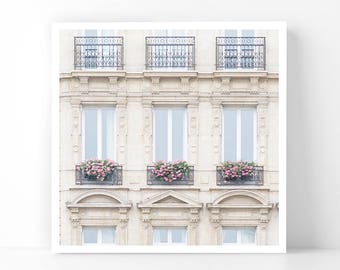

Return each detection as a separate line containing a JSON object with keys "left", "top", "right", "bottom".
{"left": 216, "top": 29, "right": 265, "bottom": 70}
{"left": 82, "top": 226, "right": 116, "bottom": 245}
{"left": 74, "top": 29, "right": 124, "bottom": 70}
{"left": 223, "top": 107, "right": 256, "bottom": 162}
{"left": 82, "top": 106, "right": 116, "bottom": 161}
{"left": 153, "top": 227, "right": 187, "bottom": 245}
{"left": 222, "top": 227, "right": 256, "bottom": 245}
{"left": 153, "top": 107, "right": 187, "bottom": 162}
{"left": 145, "top": 30, "right": 195, "bottom": 70}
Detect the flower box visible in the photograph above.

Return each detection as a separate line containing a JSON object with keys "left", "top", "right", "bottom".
{"left": 147, "top": 161, "right": 194, "bottom": 185}
{"left": 75, "top": 159, "right": 122, "bottom": 185}
{"left": 216, "top": 161, "right": 263, "bottom": 186}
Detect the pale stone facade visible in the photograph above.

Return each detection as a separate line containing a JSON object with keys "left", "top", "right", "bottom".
{"left": 59, "top": 29, "right": 279, "bottom": 245}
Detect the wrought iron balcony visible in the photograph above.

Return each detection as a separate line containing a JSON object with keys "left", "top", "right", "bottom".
{"left": 216, "top": 37, "right": 266, "bottom": 70}
{"left": 147, "top": 166, "right": 194, "bottom": 185}
{"left": 74, "top": 36, "right": 124, "bottom": 70}
{"left": 145, "top": 36, "right": 195, "bottom": 70}
{"left": 216, "top": 165, "right": 264, "bottom": 186}
{"left": 75, "top": 165, "right": 123, "bottom": 185}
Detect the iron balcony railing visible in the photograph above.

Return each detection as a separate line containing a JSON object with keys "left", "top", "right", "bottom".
{"left": 145, "top": 36, "right": 195, "bottom": 70}
{"left": 75, "top": 165, "right": 123, "bottom": 185}
{"left": 147, "top": 166, "right": 194, "bottom": 185}
{"left": 74, "top": 36, "right": 124, "bottom": 70}
{"left": 216, "top": 37, "right": 266, "bottom": 70}
{"left": 216, "top": 165, "right": 264, "bottom": 186}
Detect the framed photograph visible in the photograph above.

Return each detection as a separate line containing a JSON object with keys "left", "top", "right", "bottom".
{"left": 51, "top": 22, "right": 286, "bottom": 253}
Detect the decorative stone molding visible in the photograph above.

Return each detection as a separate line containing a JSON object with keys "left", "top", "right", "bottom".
{"left": 211, "top": 103, "right": 222, "bottom": 165}
{"left": 116, "top": 101, "right": 128, "bottom": 165}
{"left": 249, "top": 77, "right": 260, "bottom": 94}
{"left": 79, "top": 76, "right": 89, "bottom": 94}
{"left": 108, "top": 76, "right": 119, "bottom": 94}
{"left": 137, "top": 191, "right": 203, "bottom": 245}
{"left": 187, "top": 102, "right": 199, "bottom": 166}
{"left": 257, "top": 102, "right": 269, "bottom": 166}
{"left": 180, "top": 77, "right": 190, "bottom": 94}
{"left": 143, "top": 101, "right": 153, "bottom": 165}
{"left": 68, "top": 207, "right": 80, "bottom": 228}
{"left": 221, "top": 77, "right": 231, "bottom": 95}
{"left": 207, "top": 190, "right": 273, "bottom": 245}
{"left": 151, "top": 77, "right": 160, "bottom": 93}
{"left": 66, "top": 190, "right": 132, "bottom": 245}
{"left": 70, "top": 101, "right": 81, "bottom": 164}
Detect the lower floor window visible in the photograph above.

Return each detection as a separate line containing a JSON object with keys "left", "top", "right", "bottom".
{"left": 222, "top": 227, "right": 256, "bottom": 244}
{"left": 153, "top": 227, "right": 187, "bottom": 245}
{"left": 82, "top": 226, "right": 116, "bottom": 245}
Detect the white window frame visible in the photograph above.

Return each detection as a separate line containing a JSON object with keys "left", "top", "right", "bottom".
{"left": 81, "top": 106, "right": 116, "bottom": 161}
{"left": 152, "top": 107, "right": 187, "bottom": 162}
{"left": 222, "top": 107, "right": 257, "bottom": 162}
{"left": 224, "top": 29, "right": 258, "bottom": 70}
{"left": 150, "top": 29, "right": 191, "bottom": 71}
{"left": 222, "top": 226, "right": 257, "bottom": 245}
{"left": 82, "top": 226, "right": 116, "bottom": 245}
{"left": 152, "top": 227, "right": 187, "bottom": 245}
{"left": 82, "top": 29, "right": 119, "bottom": 71}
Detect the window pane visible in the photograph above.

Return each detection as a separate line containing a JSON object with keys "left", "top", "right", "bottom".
{"left": 241, "top": 29, "right": 254, "bottom": 37}
{"left": 241, "top": 110, "right": 254, "bottom": 161}
{"left": 102, "top": 108, "right": 115, "bottom": 159}
{"left": 223, "top": 109, "right": 237, "bottom": 161}
{"left": 154, "top": 108, "right": 168, "bottom": 161}
{"left": 172, "top": 109, "right": 185, "bottom": 161}
{"left": 225, "top": 29, "right": 237, "bottom": 37}
{"left": 84, "top": 108, "right": 97, "bottom": 159}
{"left": 101, "top": 228, "right": 115, "bottom": 244}
{"left": 171, "top": 228, "right": 186, "bottom": 243}
{"left": 85, "top": 29, "right": 97, "bottom": 37}
{"left": 240, "top": 227, "right": 256, "bottom": 243}
{"left": 223, "top": 228, "right": 237, "bottom": 243}
{"left": 153, "top": 228, "right": 168, "bottom": 243}
{"left": 83, "top": 227, "right": 98, "bottom": 244}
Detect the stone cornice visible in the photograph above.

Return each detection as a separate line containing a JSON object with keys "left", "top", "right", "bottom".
{"left": 66, "top": 202, "right": 132, "bottom": 209}
{"left": 60, "top": 70, "right": 279, "bottom": 80}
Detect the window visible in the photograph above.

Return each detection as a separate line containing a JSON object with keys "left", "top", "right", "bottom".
{"left": 153, "top": 227, "right": 187, "bottom": 245}
{"left": 153, "top": 107, "right": 187, "bottom": 161}
{"left": 223, "top": 107, "right": 256, "bottom": 162}
{"left": 83, "top": 29, "right": 119, "bottom": 69}
{"left": 82, "top": 227, "right": 116, "bottom": 245}
{"left": 222, "top": 227, "right": 256, "bottom": 245}
{"left": 82, "top": 106, "right": 115, "bottom": 160}
{"left": 147, "top": 30, "right": 193, "bottom": 70}
{"left": 224, "top": 29, "right": 257, "bottom": 69}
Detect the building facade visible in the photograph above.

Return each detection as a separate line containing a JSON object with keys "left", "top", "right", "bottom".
{"left": 59, "top": 28, "right": 279, "bottom": 246}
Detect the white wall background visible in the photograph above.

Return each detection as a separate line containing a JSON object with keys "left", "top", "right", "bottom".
{"left": 0, "top": 0, "right": 339, "bottom": 268}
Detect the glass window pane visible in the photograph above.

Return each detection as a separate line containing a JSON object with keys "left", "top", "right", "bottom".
{"left": 101, "top": 228, "right": 115, "bottom": 244}
{"left": 85, "top": 29, "right": 97, "bottom": 37}
{"left": 223, "top": 109, "right": 237, "bottom": 161}
{"left": 102, "top": 108, "right": 115, "bottom": 159}
{"left": 154, "top": 108, "right": 168, "bottom": 161}
{"left": 83, "top": 227, "right": 98, "bottom": 244}
{"left": 153, "top": 228, "right": 168, "bottom": 243}
{"left": 225, "top": 29, "right": 237, "bottom": 37}
{"left": 172, "top": 109, "right": 185, "bottom": 161}
{"left": 240, "top": 227, "right": 256, "bottom": 243}
{"left": 241, "top": 110, "right": 254, "bottom": 161}
{"left": 241, "top": 29, "right": 254, "bottom": 37}
{"left": 223, "top": 228, "right": 238, "bottom": 243}
{"left": 84, "top": 108, "right": 97, "bottom": 159}
{"left": 171, "top": 228, "right": 186, "bottom": 243}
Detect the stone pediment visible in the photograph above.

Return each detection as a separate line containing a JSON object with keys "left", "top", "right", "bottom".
{"left": 207, "top": 190, "right": 273, "bottom": 209}
{"left": 137, "top": 190, "right": 203, "bottom": 209}
{"left": 66, "top": 190, "right": 132, "bottom": 209}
